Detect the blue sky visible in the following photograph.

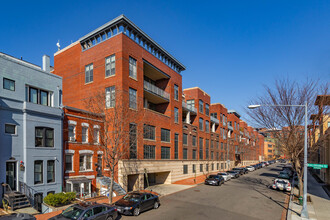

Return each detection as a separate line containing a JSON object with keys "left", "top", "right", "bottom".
{"left": 1, "top": 0, "right": 329, "bottom": 120}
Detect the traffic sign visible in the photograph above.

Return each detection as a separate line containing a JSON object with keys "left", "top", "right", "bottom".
{"left": 307, "top": 164, "right": 328, "bottom": 169}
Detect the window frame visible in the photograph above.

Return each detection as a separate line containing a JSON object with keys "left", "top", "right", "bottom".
{"left": 144, "top": 145, "right": 156, "bottom": 159}
{"left": 143, "top": 124, "right": 155, "bottom": 140}
{"left": 35, "top": 127, "right": 54, "bottom": 148}
{"left": 105, "top": 86, "right": 116, "bottom": 108}
{"left": 5, "top": 123, "right": 16, "bottom": 135}
{"left": 79, "top": 154, "right": 93, "bottom": 171}
{"left": 47, "top": 160, "right": 55, "bottom": 183}
{"left": 174, "top": 107, "right": 179, "bottom": 123}
{"left": 34, "top": 160, "right": 43, "bottom": 185}
{"left": 129, "top": 87, "right": 137, "bottom": 109}
{"left": 129, "top": 56, "right": 137, "bottom": 79}
{"left": 205, "top": 104, "right": 209, "bottom": 116}
{"left": 183, "top": 133, "right": 188, "bottom": 145}
{"left": 199, "top": 100, "right": 204, "bottom": 113}
{"left": 161, "top": 128, "right": 170, "bottom": 143}
{"left": 65, "top": 154, "right": 73, "bottom": 172}
{"left": 85, "top": 63, "right": 94, "bottom": 84}
{"left": 183, "top": 165, "right": 188, "bottom": 174}
{"left": 174, "top": 84, "right": 179, "bottom": 100}
{"left": 199, "top": 118, "right": 204, "bottom": 131}
{"left": 105, "top": 54, "right": 116, "bottom": 77}
{"left": 3, "top": 78, "right": 15, "bottom": 91}
{"left": 161, "top": 146, "right": 171, "bottom": 159}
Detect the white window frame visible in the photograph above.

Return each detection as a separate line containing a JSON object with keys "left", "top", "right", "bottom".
{"left": 105, "top": 54, "right": 116, "bottom": 77}
{"left": 85, "top": 63, "right": 93, "bottom": 83}
{"left": 105, "top": 86, "right": 115, "bottom": 108}
{"left": 4, "top": 123, "right": 17, "bottom": 135}
{"left": 93, "top": 125, "right": 100, "bottom": 144}
{"left": 79, "top": 154, "right": 93, "bottom": 171}
{"left": 129, "top": 57, "right": 137, "bottom": 79}
{"left": 65, "top": 154, "right": 74, "bottom": 173}
{"left": 81, "top": 123, "right": 89, "bottom": 143}
{"left": 68, "top": 120, "right": 76, "bottom": 142}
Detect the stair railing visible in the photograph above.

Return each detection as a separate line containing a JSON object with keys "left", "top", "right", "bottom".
{"left": 18, "top": 181, "right": 39, "bottom": 207}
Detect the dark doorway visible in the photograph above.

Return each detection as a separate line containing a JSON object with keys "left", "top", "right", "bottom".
{"left": 6, "top": 162, "right": 17, "bottom": 191}
{"left": 34, "top": 193, "right": 43, "bottom": 212}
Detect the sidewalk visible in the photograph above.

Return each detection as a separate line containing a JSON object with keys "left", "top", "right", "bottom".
{"left": 287, "top": 171, "right": 330, "bottom": 220}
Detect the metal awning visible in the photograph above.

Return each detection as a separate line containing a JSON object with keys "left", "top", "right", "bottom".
{"left": 66, "top": 177, "right": 92, "bottom": 184}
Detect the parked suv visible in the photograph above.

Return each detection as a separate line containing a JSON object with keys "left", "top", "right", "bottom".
{"left": 205, "top": 175, "right": 225, "bottom": 186}
{"left": 49, "top": 202, "right": 117, "bottom": 220}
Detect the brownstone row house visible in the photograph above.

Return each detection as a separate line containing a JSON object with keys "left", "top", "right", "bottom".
{"left": 54, "top": 15, "right": 265, "bottom": 194}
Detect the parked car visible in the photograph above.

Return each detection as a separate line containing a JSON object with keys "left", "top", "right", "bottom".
{"left": 49, "top": 203, "right": 117, "bottom": 220}
{"left": 278, "top": 171, "right": 290, "bottom": 180}
{"left": 217, "top": 172, "right": 231, "bottom": 181}
{"left": 260, "top": 162, "right": 266, "bottom": 167}
{"left": 272, "top": 179, "right": 292, "bottom": 192}
{"left": 205, "top": 175, "right": 225, "bottom": 186}
{"left": 227, "top": 170, "right": 240, "bottom": 178}
{"left": 0, "top": 213, "right": 36, "bottom": 220}
{"left": 233, "top": 167, "right": 247, "bottom": 175}
{"left": 115, "top": 192, "right": 160, "bottom": 216}
{"left": 246, "top": 166, "right": 255, "bottom": 172}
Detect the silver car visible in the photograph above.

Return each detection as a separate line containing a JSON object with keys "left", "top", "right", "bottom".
{"left": 217, "top": 172, "right": 231, "bottom": 181}
{"left": 246, "top": 166, "right": 255, "bottom": 172}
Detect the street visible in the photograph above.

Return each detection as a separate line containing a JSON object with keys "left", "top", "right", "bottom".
{"left": 119, "top": 163, "right": 288, "bottom": 220}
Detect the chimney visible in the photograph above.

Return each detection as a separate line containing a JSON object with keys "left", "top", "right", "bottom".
{"left": 42, "top": 55, "right": 50, "bottom": 72}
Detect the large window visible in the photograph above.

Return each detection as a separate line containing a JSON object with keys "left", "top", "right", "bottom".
{"left": 205, "top": 104, "right": 209, "bottom": 116}
{"left": 47, "top": 160, "right": 55, "bottom": 183}
{"left": 3, "top": 78, "right": 15, "bottom": 91}
{"left": 199, "top": 100, "right": 204, "bottom": 113}
{"left": 26, "top": 86, "right": 52, "bottom": 106}
{"left": 143, "top": 124, "right": 155, "bottom": 140}
{"left": 35, "top": 127, "right": 54, "bottom": 147}
{"left": 129, "top": 88, "right": 137, "bottom": 109}
{"left": 183, "top": 148, "right": 188, "bottom": 159}
{"left": 174, "top": 133, "right": 179, "bottom": 159}
{"left": 200, "top": 164, "right": 203, "bottom": 172}
{"left": 129, "top": 123, "right": 137, "bottom": 159}
{"left": 199, "top": 118, "right": 203, "bottom": 131}
{"left": 65, "top": 155, "right": 73, "bottom": 172}
{"left": 183, "top": 165, "right": 188, "bottom": 174}
{"left": 205, "top": 120, "right": 210, "bottom": 132}
{"left": 174, "top": 107, "right": 179, "bottom": 123}
{"left": 105, "top": 55, "right": 116, "bottom": 77}
{"left": 5, "top": 124, "right": 16, "bottom": 135}
{"left": 144, "top": 145, "right": 155, "bottom": 159}
{"left": 211, "top": 113, "right": 217, "bottom": 119}
{"left": 211, "top": 151, "right": 214, "bottom": 160}
{"left": 205, "top": 139, "right": 209, "bottom": 159}
{"left": 216, "top": 141, "right": 219, "bottom": 149}
{"left": 199, "top": 138, "right": 203, "bottom": 159}
{"left": 192, "top": 149, "right": 197, "bottom": 159}
{"left": 82, "top": 126, "right": 88, "bottom": 143}
{"left": 187, "top": 99, "right": 195, "bottom": 109}
{"left": 79, "top": 154, "right": 92, "bottom": 171}
{"left": 183, "top": 133, "right": 188, "bottom": 145}
{"left": 105, "top": 86, "right": 115, "bottom": 108}
{"left": 211, "top": 140, "right": 214, "bottom": 149}
{"left": 85, "top": 63, "right": 93, "bottom": 83}
{"left": 174, "top": 84, "right": 179, "bottom": 100}
{"left": 192, "top": 164, "right": 196, "bottom": 173}
{"left": 192, "top": 135, "right": 196, "bottom": 146}
{"left": 93, "top": 127, "right": 100, "bottom": 144}
{"left": 34, "top": 160, "right": 43, "bottom": 184}
{"left": 129, "top": 57, "right": 137, "bottom": 79}
{"left": 161, "top": 147, "right": 170, "bottom": 159}
{"left": 161, "top": 128, "right": 170, "bottom": 142}
{"left": 68, "top": 124, "right": 76, "bottom": 142}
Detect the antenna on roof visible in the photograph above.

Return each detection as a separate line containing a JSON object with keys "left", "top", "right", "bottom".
{"left": 56, "top": 40, "right": 61, "bottom": 51}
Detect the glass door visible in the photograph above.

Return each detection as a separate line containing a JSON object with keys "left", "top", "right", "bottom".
{"left": 6, "top": 162, "right": 17, "bottom": 191}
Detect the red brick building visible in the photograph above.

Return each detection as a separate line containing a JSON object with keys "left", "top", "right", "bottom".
{"left": 54, "top": 15, "right": 263, "bottom": 192}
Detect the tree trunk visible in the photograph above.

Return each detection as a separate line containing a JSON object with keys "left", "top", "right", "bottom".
{"left": 109, "top": 170, "right": 114, "bottom": 204}
{"left": 294, "top": 158, "right": 303, "bottom": 197}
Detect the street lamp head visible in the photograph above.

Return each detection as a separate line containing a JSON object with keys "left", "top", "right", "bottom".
{"left": 248, "top": 104, "right": 261, "bottom": 109}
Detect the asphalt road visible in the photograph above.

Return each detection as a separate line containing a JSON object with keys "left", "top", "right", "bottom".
{"left": 119, "top": 163, "right": 288, "bottom": 220}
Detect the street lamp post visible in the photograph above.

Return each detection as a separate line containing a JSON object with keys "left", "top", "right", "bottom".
{"left": 248, "top": 102, "right": 309, "bottom": 218}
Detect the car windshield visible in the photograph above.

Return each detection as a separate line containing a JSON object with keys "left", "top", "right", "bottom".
{"left": 276, "top": 180, "right": 288, "bottom": 184}
{"left": 208, "top": 175, "right": 218, "bottom": 179}
{"left": 62, "top": 206, "right": 85, "bottom": 220}
{"left": 123, "top": 194, "right": 141, "bottom": 202}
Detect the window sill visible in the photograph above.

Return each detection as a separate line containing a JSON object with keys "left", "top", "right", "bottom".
{"left": 161, "top": 141, "right": 171, "bottom": 144}
{"left": 84, "top": 81, "right": 94, "bottom": 85}
{"left": 35, "top": 147, "right": 56, "bottom": 149}
{"left": 65, "top": 171, "right": 75, "bottom": 173}
{"left": 129, "top": 108, "right": 138, "bottom": 111}
{"left": 79, "top": 170, "right": 93, "bottom": 173}
{"left": 4, "top": 133, "right": 18, "bottom": 136}
{"left": 105, "top": 74, "right": 116, "bottom": 79}
{"left": 143, "top": 138, "right": 156, "bottom": 142}
{"left": 129, "top": 76, "right": 138, "bottom": 81}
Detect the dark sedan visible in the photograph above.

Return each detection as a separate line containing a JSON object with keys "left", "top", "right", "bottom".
{"left": 204, "top": 175, "right": 225, "bottom": 186}
{"left": 227, "top": 170, "right": 240, "bottom": 178}
{"left": 115, "top": 192, "right": 160, "bottom": 216}
{"left": 49, "top": 203, "right": 117, "bottom": 220}
{"left": 232, "top": 168, "right": 247, "bottom": 175}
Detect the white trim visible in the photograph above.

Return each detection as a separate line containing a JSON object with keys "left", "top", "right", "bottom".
{"left": 93, "top": 125, "right": 100, "bottom": 129}
{"left": 81, "top": 122, "right": 89, "bottom": 127}
{"left": 65, "top": 150, "right": 75, "bottom": 154}
{"left": 79, "top": 150, "right": 94, "bottom": 154}
{"left": 97, "top": 151, "right": 103, "bottom": 155}
{"left": 65, "top": 175, "right": 95, "bottom": 180}
{"left": 68, "top": 120, "right": 77, "bottom": 125}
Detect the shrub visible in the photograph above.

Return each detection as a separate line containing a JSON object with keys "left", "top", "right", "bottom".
{"left": 44, "top": 192, "right": 76, "bottom": 207}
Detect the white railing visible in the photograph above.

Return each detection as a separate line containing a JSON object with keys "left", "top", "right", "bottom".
{"left": 144, "top": 80, "right": 170, "bottom": 100}
{"left": 182, "top": 101, "right": 197, "bottom": 113}
{"left": 210, "top": 116, "right": 219, "bottom": 124}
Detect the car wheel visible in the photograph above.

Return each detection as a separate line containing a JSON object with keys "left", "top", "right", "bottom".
{"left": 106, "top": 216, "right": 113, "bottom": 220}
{"left": 154, "top": 201, "right": 159, "bottom": 209}
{"left": 133, "top": 207, "right": 140, "bottom": 216}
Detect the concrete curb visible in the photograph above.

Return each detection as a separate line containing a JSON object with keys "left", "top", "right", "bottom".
{"left": 287, "top": 177, "right": 295, "bottom": 220}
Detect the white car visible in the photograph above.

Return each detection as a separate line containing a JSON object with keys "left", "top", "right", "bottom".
{"left": 217, "top": 172, "right": 231, "bottom": 181}
{"left": 272, "top": 179, "right": 291, "bottom": 192}
{"left": 246, "top": 166, "right": 255, "bottom": 172}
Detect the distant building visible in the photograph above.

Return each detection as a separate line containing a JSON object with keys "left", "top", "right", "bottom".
{"left": 0, "top": 53, "right": 63, "bottom": 212}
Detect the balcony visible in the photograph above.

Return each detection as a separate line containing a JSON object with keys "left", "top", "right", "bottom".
{"left": 210, "top": 116, "right": 219, "bottom": 124}
{"left": 182, "top": 101, "right": 197, "bottom": 115}
{"left": 144, "top": 80, "right": 169, "bottom": 104}
{"left": 228, "top": 124, "right": 233, "bottom": 131}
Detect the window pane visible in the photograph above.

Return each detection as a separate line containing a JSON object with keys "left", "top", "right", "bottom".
{"left": 3, "top": 78, "right": 15, "bottom": 91}
{"left": 40, "top": 90, "right": 48, "bottom": 106}
{"left": 65, "top": 155, "right": 72, "bottom": 171}
{"left": 129, "top": 88, "right": 137, "bottom": 109}
{"left": 29, "top": 88, "right": 38, "bottom": 103}
{"left": 5, "top": 124, "right": 16, "bottom": 134}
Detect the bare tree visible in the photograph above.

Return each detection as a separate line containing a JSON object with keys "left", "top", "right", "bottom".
{"left": 85, "top": 89, "right": 145, "bottom": 203}
{"left": 246, "top": 78, "right": 328, "bottom": 197}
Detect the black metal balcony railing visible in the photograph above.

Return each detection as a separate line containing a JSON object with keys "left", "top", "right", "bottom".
{"left": 182, "top": 101, "right": 197, "bottom": 113}
{"left": 144, "top": 80, "right": 170, "bottom": 100}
